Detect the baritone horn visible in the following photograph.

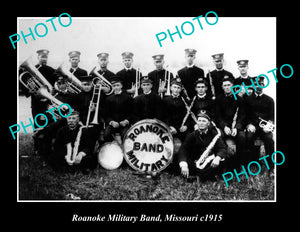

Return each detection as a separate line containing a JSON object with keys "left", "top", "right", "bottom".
{"left": 19, "top": 56, "right": 53, "bottom": 94}
{"left": 56, "top": 63, "right": 85, "bottom": 94}
{"left": 90, "top": 66, "right": 113, "bottom": 95}
{"left": 258, "top": 117, "right": 275, "bottom": 132}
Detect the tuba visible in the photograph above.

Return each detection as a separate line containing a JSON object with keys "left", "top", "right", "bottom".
{"left": 56, "top": 63, "right": 85, "bottom": 94}
{"left": 90, "top": 66, "right": 113, "bottom": 95}
{"left": 19, "top": 57, "right": 53, "bottom": 94}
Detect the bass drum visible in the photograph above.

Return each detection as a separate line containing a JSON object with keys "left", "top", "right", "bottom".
{"left": 98, "top": 141, "right": 124, "bottom": 170}
{"left": 123, "top": 119, "right": 174, "bottom": 175}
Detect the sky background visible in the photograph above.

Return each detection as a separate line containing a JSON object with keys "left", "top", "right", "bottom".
{"left": 18, "top": 16, "right": 276, "bottom": 98}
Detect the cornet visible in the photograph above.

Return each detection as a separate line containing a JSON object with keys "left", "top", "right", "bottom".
{"left": 259, "top": 117, "right": 275, "bottom": 133}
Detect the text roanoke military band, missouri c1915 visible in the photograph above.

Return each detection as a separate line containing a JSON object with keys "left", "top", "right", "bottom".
{"left": 17, "top": 47, "right": 275, "bottom": 183}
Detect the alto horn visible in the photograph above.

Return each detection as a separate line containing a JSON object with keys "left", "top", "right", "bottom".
{"left": 90, "top": 66, "right": 113, "bottom": 95}
{"left": 19, "top": 56, "right": 54, "bottom": 94}
{"left": 56, "top": 63, "right": 84, "bottom": 94}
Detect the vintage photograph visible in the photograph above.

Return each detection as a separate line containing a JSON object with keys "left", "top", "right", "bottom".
{"left": 16, "top": 16, "right": 276, "bottom": 201}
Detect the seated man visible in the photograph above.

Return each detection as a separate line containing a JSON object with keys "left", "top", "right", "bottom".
{"left": 178, "top": 112, "right": 228, "bottom": 181}
{"left": 50, "top": 110, "right": 98, "bottom": 172}
{"left": 103, "top": 76, "right": 133, "bottom": 142}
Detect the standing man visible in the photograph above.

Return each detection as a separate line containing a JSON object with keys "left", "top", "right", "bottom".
{"left": 90, "top": 52, "right": 115, "bottom": 84}
{"left": 206, "top": 53, "right": 235, "bottom": 98}
{"left": 177, "top": 48, "right": 205, "bottom": 99}
{"left": 132, "top": 76, "right": 162, "bottom": 123}
{"left": 244, "top": 76, "right": 274, "bottom": 166}
{"left": 103, "top": 76, "right": 133, "bottom": 142}
{"left": 147, "top": 54, "right": 173, "bottom": 97}
{"left": 68, "top": 51, "right": 88, "bottom": 79}
{"left": 234, "top": 60, "right": 255, "bottom": 97}
{"left": 116, "top": 52, "right": 143, "bottom": 96}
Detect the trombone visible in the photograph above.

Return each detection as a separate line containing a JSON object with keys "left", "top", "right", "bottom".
{"left": 85, "top": 78, "right": 102, "bottom": 126}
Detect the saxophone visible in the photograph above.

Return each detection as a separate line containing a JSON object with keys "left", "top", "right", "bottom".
{"left": 195, "top": 121, "right": 222, "bottom": 170}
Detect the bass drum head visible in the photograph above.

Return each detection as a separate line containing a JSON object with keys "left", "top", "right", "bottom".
{"left": 123, "top": 119, "right": 174, "bottom": 175}
{"left": 98, "top": 141, "right": 124, "bottom": 170}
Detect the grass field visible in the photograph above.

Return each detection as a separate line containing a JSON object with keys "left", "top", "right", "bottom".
{"left": 18, "top": 133, "right": 275, "bottom": 201}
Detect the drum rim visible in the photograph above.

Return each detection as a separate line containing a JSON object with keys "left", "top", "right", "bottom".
{"left": 122, "top": 118, "right": 174, "bottom": 174}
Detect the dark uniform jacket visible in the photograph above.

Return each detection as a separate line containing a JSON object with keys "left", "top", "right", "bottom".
{"left": 116, "top": 68, "right": 143, "bottom": 93}
{"left": 191, "top": 94, "right": 215, "bottom": 121}
{"left": 178, "top": 128, "right": 227, "bottom": 165}
{"left": 133, "top": 91, "right": 162, "bottom": 123}
{"left": 90, "top": 68, "right": 115, "bottom": 83}
{"left": 207, "top": 69, "right": 234, "bottom": 97}
{"left": 104, "top": 91, "right": 133, "bottom": 124}
{"left": 70, "top": 67, "right": 88, "bottom": 79}
{"left": 244, "top": 93, "right": 274, "bottom": 127}
{"left": 147, "top": 69, "right": 174, "bottom": 95}
{"left": 215, "top": 93, "right": 246, "bottom": 130}
{"left": 162, "top": 95, "right": 189, "bottom": 131}
{"left": 234, "top": 75, "right": 255, "bottom": 86}
{"left": 177, "top": 65, "right": 205, "bottom": 98}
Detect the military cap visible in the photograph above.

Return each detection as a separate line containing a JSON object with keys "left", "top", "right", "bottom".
{"left": 36, "top": 49, "right": 49, "bottom": 56}
{"left": 237, "top": 60, "right": 249, "bottom": 67}
{"left": 152, "top": 54, "right": 164, "bottom": 61}
{"left": 110, "top": 75, "right": 123, "bottom": 84}
{"left": 97, "top": 52, "right": 109, "bottom": 59}
{"left": 222, "top": 75, "right": 234, "bottom": 83}
{"left": 56, "top": 75, "right": 68, "bottom": 84}
{"left": 185, "top": 48, "right": 197, "bottom": 55}
{"left": 140, "top": 76, "right": 153, "bottom": 84}
{"left": 121, "top": 52, "right": 134, "bottom": 59}
{"left": 197, "top": 112, "right": 211, "bottom": 121}
{"left": 194, "top": 77, "right": 208, "bottom": 86}
{"left": 68, "top": 51, "right": 81, "bottom": 58}
{"left": 170, "top": 78, "right": 183, "bottom": 88}
{"left": 212, "top": 53, "right": 224, "bottom": 61}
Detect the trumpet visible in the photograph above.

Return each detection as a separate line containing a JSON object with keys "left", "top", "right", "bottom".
{"left": 19, "top": 57, "right": 53, "bottom": 94}
{"left": 56, "top": 63, "right": 85, "bottom": 94}
{"left": 90, "top": 66, "right": 113, "bottom": 95}
{"left": 259, "top": 117, "right": 275, "bottom": 132}
{"left": 165, "top": 68, "right": 171, "bottom": 96}
{"left": 133, "top": 67, "right": 140, "bottom": 98}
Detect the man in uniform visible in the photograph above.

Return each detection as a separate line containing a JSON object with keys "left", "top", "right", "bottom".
{"left": 177, "top": 48, "right": 205, "bottom": 99}
{"left": 116, "top": 52, "right": 143, "bottom": 96}
{"left": 147, "top": 54, "right": 174, "bottom": 97}
{"left": 132, "top": 76, "right": 162, "bottom": 123}
{"left": 103, "top": 76, "right": 133, "bottom": 142}
{"left": 90, "top": 52, "right": 115, "bottom": 84}
{"left": 178, "top": 112, "right": 227, "bottom": 181}
{"left": 50, "top": 110, "right": 98, "bottom": 172}
{"left": 234, "top": 60, "right": 255, "bottom": 97}
{"left": 68, "top": 51, "right": 88, "bottom": 79}
{"left": 206, "top": 53, "right": 235, "bottom": 98}
{"left": 215, "top": 77, "right": 247, "bottom": 168}
{"left": 244, "top": 76, "right": 274, "bottom": 167}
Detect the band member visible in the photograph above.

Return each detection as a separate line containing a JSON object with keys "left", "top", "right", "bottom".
{"left": 132, "top": 76, "right": 162, "bottom": 123}
{"left": 162, "top": 79, "right": 191, "bottom": 142}
{"left": 177, "top": 48, "right": 205, "bottom": 99}
{"left": 50, "top": 110, "right": 98, "bottom": 172}
{"left": 90, "top": 52, "right": 115, "bottom": 83}
{"left": 116, "top": 52, "right": 142, "bottom": 96}
{"left": 215, "top": 77, "right": 247, "bottom": 168}
{"left": 147, "top": 54, "right": 174, "bottom": 96}
{"left": 244, "top": 76, "right": 274, "bottom": 166}
{"left": 103, "top": 76, "right": 133, "bottom": 142}
{"left": 68, "top": 51, "right": 88, "bottom": 78}
{"left": 234, "top": 60, "right": 255, "bottom": 97}
{"left": 178, "top": 112, "right": 227, "bottom": 181}
{"left": 206, "top": 53, "right": 235, "bottom": 98}
{"left": 191, "top": 79, "right": 216, "bottom": 123}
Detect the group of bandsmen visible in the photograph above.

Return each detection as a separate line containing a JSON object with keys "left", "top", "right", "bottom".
{"left": 19, "top": 48, "right": 274, "bottom": 181}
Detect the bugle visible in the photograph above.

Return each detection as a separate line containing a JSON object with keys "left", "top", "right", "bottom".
{"left": 90, "top": 66, "right": 113, "bottom": 95}
{"left": 258, "top": 117, "right": 275, "bottom": 132}
{"left": 56, "top": 63, "right": 85, "bottom": 94}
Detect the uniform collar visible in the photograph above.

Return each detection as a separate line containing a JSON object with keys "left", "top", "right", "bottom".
{"left": 198, "top": 128, "right": 208, "bottom": 135}
{"left": 186, "top": 64, "right": 194, "bottom": 69}
{"left": 197, "top": 93, "right": 206, "bottom": 99}
{"left": 144, "top": 90, "right": 152, "bottom": 95}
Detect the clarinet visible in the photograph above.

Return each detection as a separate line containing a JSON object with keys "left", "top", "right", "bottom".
{"left": 195, "top": 121, "right": 221, "bottom": 170}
